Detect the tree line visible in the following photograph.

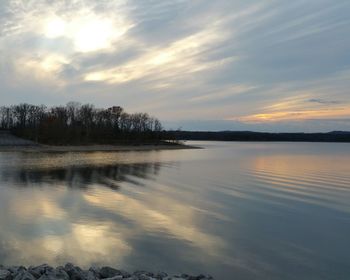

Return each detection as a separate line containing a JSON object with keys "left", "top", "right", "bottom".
{"left": 0, "top": 102, "right": 163, "bottom": 144}
{"left": 163, "top": 130, "right": 350, "bottom": 142}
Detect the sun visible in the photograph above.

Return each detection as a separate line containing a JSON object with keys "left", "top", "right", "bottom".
{"left": 43, "top": 14, "right": 131, "bottom": 53}
{"left": 45, "top": 18, "right": 66, "bottom": 38}
{"left": 72, "top": 19, "right": 116, "bottom": 53}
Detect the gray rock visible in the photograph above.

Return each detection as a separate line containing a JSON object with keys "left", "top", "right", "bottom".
{"left": 88, "top": 267, "right": 100, "bottom": 276}
{"left": 28, "top": 264, "right": 53, "bottom": 279}
{"left": 0, "top": 264, "right": 214, "bottom": 280}
{"left": 198, "top": 275, "right": 212, "bottom": 280}
{"left": 64, "top": 264, "right": 86, "bottom": 280}
{"left": 8, "top": 267, "right": 26, "bottom": 275}
{"left": 133, "top": 271, "right": 147, "bottom": 277}
{"left": 194, "top": 276, "right": 212, "bottom": 280}
{"left": 13, "top": 271, "right": 35, "bottom": 280}
{"left": 119, "top": 270, "right": 130, "bottom": 278}
{"left": 86, "top": 271, "right": 97, "bottom": 280}
{"left": 26, "top": 270, "right": 41, "bottom": 280}
{"left": 0, "top": 270, "right": 12, "bottom": 280}
{"left": 138, "top": 275, "right": 156, "bottom": 280}
{"left": 103, "top": 276, "right": 122, "bottom": 280}
{"left": 39, "top": 268, "right": 69, "bottom": 280}
{"left": 99, "top": 267, "right": 121, "bottom": 279}
{"left": 156, "top": 272, "right": 168, "bottom": 279}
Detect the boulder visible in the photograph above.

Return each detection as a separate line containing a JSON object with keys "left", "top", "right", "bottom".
{"left": 37, "top": 268, "right": 69, "bottom": 280}
{"left": 13, "top": 271, "right": 35, "bottom": 280}
{"left": 87, "top": 267, "right": 100, "bottom": 280}
{"left": 26, "top": 270, "right": 40, "bottom": 280}
{"left": 137, "top": 275, "right": 156, "bottom": 280}
{"left": 84, "top": 271, "right": 94, "bottom": 280}
{"left": 156, "top": 272, "right": 168, "bottom": 279}
{"left": 102, "top": 276, "right": 122, "bottom": 280}
{"left": 8, "top": 267, "right": 26, "bottom": 275}
{"left": 118, "top": 270, "right": 130, "bottom": 278}
{"left": 99, "top": 267, "right": 121, "bottom": 279}
{"left": 0, "top": 265, "right": 213, "bottom": 280}
{"left": 28, "top": 265, "right": 53, "bottom": 279}
{"left": 0, "top": 270, "right": 12, "bottom": 280}
{"left": 64, "top": 264, "right": 86, "bottom": 280}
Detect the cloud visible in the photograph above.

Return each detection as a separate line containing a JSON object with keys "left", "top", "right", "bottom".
{"left": 308, "top": 99, "right": 341, "bottom": 105}
{"left": 1, "top": 0, "right": 350, "bottom": 131}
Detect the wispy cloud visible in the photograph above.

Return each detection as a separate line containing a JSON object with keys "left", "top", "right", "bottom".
{"left": 1, "top": 0, "right": 350, "bottom": 131}
{"left": 308, "top": 99, "right": 341, "bottom": 105}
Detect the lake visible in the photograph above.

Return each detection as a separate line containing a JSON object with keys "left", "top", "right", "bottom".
{"left": 0, "top": 141, "right": 350, "bottom": 280}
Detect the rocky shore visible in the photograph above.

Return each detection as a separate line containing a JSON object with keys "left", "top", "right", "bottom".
{"left": 0, "top": 264, "right": 213, "bottom": 280}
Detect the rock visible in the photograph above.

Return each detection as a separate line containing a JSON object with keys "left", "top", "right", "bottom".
{"left": 64, "top": 264, "right": 86, "bottom": 280}
{"left": 26, "top": 270, "right": 41, "bottom": 280}
{"left": 0, "top": 265, "right": 213, "bottom": 280}
{"left": 156, "top": 272, "right": 168, "bottom": 279}
{"left": 42, "top": 267, "right": 69, "bottom": 280}
{"left": 87, "top": 266, "right": 102, "bottom": 280}
{"left": 8, "top": 267, "right": 26, "bottom": 275}
{"left": 198, "top": 275, "right": 213, "bottom": 280}
{"left": 85, "top": 271, "right": 97, "bottom": 280}
{"left": 0, "top": 270, "right": 12, "bottom": 280}
{"left": 119, "top": 270, "right": 130, "bottom": 278}
{"left": 37, "top": 270, "right": 69, "bottom": 280}
{"left": 13, "top": 271, "right": 35, "bottom": 280}
{"left": 199, "top": 276, "right": 212, "bottom": 280}
{"left": 88, "top": 267, "right": 100, "bottom": 276}
{"left": 103, "top": 276, "right": 122, "bottom": 280}
{"left": 28, "top": 264, "right": 53, "bottom": 279}
{"left": 138, "top": 275, "right": 156, "bottom": 280}
{"left": 133, "top": 271, "right": 147, "bottom": 277}
{"left": 99, "top": 267, "right": 121, "bottom": 279}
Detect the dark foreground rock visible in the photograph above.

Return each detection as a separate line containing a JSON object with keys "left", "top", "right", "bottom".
{"left": 0, "top": 265, "right": 213, "bottom": 280}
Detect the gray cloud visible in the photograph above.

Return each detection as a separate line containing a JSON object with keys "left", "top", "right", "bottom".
{"left": 1, "top": 0, "right": 350, "bottom": 131}
{"left": 308, "top": 99, "right": 341, "bottom": 105}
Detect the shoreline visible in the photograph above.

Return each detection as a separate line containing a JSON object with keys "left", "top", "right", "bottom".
{"left": 0, "top": 264, "right": 214, "bottom": 280}
{"left": 0, "top": 143, "right": 200, "bottom": 153}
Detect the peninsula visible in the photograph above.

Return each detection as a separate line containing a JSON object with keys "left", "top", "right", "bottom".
{"left": 0, "top": 103, "right": 194, "bottom": 152}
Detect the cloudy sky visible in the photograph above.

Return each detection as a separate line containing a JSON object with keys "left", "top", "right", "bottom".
{"left": 1, "top": 0, "right": 350, "bottom": 132}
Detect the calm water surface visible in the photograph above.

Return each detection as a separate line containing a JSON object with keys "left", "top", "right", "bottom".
{"left": 0, "top": 142, "right": 350, "bottom": 280}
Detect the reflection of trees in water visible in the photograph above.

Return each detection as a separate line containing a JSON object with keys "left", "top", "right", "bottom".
{"left": 0, "top": 163, "right": 161, "bottom": 190}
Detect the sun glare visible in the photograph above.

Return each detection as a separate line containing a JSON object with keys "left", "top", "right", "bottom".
{"left": 73, "top": 19, "right": 115, "bottom": 53}
{"left": 45, "top": 18, "right": 66, "bottom": 38}
{"left": 43, "top": 14, "right": 131, "bottom": 53}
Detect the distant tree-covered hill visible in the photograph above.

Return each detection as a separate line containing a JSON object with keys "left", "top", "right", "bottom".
{"left": 164, "top": 130, "right": 350, "bottom": 143}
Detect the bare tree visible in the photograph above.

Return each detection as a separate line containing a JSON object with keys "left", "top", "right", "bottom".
{"left": 0, "top": 102, "right": 164, "bottom": 144}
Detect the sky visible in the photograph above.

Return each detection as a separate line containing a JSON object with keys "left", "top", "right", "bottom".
{"left": 1, "top": 0, "right": 350, "bottom": 132}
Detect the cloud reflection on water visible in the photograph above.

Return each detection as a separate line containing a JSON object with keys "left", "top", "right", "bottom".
{"left": 0, "top": 151, "right": 225, "bottom": 269}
